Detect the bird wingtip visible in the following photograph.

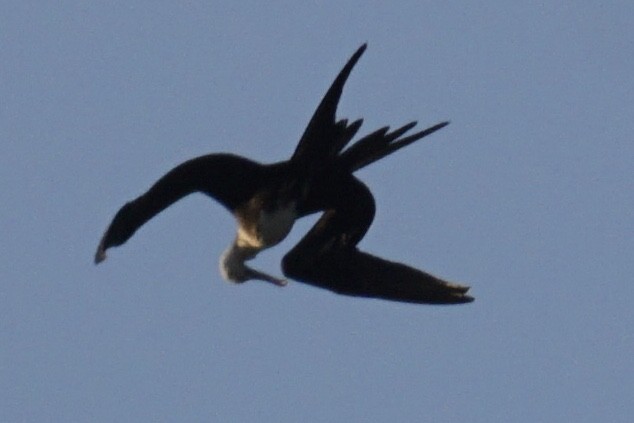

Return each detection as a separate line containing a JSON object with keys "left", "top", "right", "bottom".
{"left": 94, "top": 242, "right": 107, "bottom": 265}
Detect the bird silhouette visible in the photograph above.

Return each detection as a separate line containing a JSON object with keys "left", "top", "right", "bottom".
{"left": 95, "top": 44, "right": 473, "bottom": 305}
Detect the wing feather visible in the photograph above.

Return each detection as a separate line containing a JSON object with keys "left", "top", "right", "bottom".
{"left": 283, "top": 176, "right": 472, "bottom": 305}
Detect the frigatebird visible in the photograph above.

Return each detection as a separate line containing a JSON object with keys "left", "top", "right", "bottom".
{"left": 95, "top": 44, "right": 473, "bottom": 305}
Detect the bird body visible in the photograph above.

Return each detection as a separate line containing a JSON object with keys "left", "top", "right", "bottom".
{"left": 95, "top": 44, "right": 474, "bottom": 305}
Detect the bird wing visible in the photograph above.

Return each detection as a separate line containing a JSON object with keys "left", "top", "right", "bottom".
{"left": 286, "top": 248, "right": 473, "bottom": 304}
{"left": 95, "top": 154, "right": 264, "bottom": 264}
{"left": 282, "top": 176, "right": 473, "bottom": 305}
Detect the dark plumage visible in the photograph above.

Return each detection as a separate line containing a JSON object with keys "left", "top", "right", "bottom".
{"left": 95, "top": 44, "right": 473, "bottom": 305}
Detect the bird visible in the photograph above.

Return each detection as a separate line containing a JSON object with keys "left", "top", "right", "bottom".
{"left": 95, "top": 44, "right": 474, "bottom": 305}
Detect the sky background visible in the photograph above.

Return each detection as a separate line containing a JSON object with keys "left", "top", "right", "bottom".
{"left": 2, "top": 1, "right": 633, "bottom": 422}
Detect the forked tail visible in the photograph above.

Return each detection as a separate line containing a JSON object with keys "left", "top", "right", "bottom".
{"left": 337, "top": 121, "right": 449, "bottom": 172}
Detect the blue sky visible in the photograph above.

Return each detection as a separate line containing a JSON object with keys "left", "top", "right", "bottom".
{"left": 2, "top": 1, "right": 633, "bottom": 422}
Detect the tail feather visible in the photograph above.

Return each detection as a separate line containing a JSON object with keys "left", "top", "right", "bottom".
{"left": 332, "top": 118, "right": 364, "bottom": 156}
{"left": 339, "top": 121, "right": 449, "bottom": 172}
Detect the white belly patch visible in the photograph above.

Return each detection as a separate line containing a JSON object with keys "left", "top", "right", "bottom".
{"left": 237, "top": 202, "right": 297, "bottom": 249}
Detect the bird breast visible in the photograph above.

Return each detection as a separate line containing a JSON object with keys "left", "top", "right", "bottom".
{"left": 237, "top": 202, "right": 297, "bottom": 249}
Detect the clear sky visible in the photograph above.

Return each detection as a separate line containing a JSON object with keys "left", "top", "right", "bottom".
{"left": 2, "top": 1, "right": 633, "bottom": 422}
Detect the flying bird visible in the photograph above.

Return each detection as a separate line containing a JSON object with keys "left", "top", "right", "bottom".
{"left": 95, "top": 44, "right": 473, "bottom": 305}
